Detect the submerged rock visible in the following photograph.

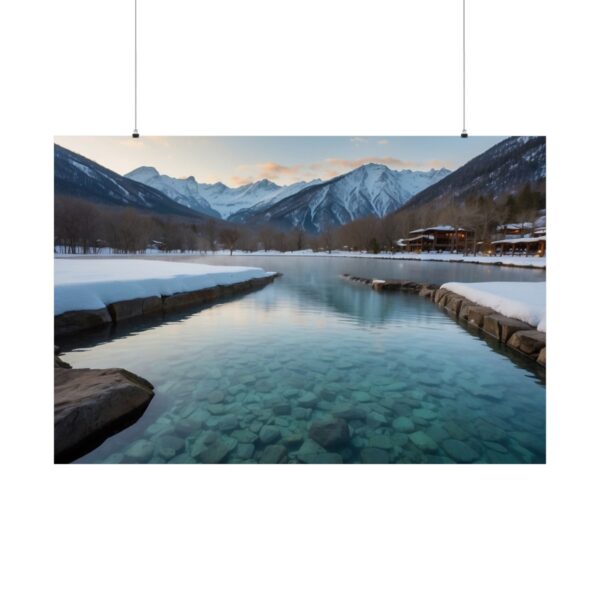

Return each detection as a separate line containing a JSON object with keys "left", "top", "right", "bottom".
{"left": 259, "top": 425, "right": 281, "bottom": 444}
{"left": 360, "top": 448, "right": 390, "bottom": 464}
{"left": 472, "top": 420, "right": 506, "bottom": 443}
{"left": 297, "top": 392, "right": 318, "bottom": 408}
{"left": 299, "top": 452, "right": 343, "bottom": 464}
{"left": 123, "top": 439, "right": 154, "bottom": 463}
{"left": 156, "top": 434, "right": 185, "bottom": 460}
{"left": 367, "top": 434, "right": 394, "bottom": 450}
{"left": 196, "top": 437, "right": 237, "bottom": 463}
{"left": 168, "top": 453, "right": 196, "bottom": 464}
{"left": 292, "top": 406, "right": 312, "bottom": 420}
{"left": 332, "top": 405, "right": 367, "bottom": 421}
{"left": 272, "top": 401, "right": 291, "bottom": 416}
{"left": 236, "top": 443, "right": 255, "bottom": 460}
{"left": 392, "top": 416, "right": 416, "bottom": 433}
{"left": 442, "top": 439, "right": 480, "bottom": 463}
{"left": 351, "top": 391, "right": 371, "bottom": 403}
{"left": 308, "top": 418, "right": 350, "bottom": 450}
{"left": 296, "top": 438, "right": 327, "bottom": 463}
{"left": 366, "top": 412, "right": 388, "bottom": 428}
{"left": 408, "top": 431, "right": 438, "bottom": 452}
{"left": 281, "top": 432, "right": 304, "bottom": 448}
{"left": 215, "top": 414, "right": 239, "bottom": 432}
{"left": 207, "top": 390, "right": 226, "bottom": 404}
{"left": 231, "top": 430, "right": 258, "bottom": 444}
{"left": 259, "top": 444, "right": 288, "bottom": 464}
{"left": 412, "top": 408, "right": 437, "bottom": 421}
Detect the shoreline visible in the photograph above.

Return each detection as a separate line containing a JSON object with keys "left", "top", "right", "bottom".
{"left": 55, "top": 272, "right": 279, "bottom": 336}
{"left": 341, "top": 274, "right": 546, "bottom": 368}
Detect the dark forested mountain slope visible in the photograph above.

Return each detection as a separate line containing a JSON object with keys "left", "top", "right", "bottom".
{"left": 400, "top": 136, "right": 546, "bottom": 211}
{"left": 54, "top": 144, "right": 209, "bottom": 220}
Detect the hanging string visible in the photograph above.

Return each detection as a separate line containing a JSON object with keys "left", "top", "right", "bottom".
{"left": 461, "top": 0, "right": 468, "bottom": 138}
{"left": 132, "top": 0, "right": 139, "bottom": 138}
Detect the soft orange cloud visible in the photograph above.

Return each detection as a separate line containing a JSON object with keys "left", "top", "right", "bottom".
{"left": 231, "top": 157, "right": 453, "bottom": 187}
{"left": 256, "top": 162, "right": 301, "bottom": 180}
{"left": 229, "top": 175, "right": 255, "bottom": 186}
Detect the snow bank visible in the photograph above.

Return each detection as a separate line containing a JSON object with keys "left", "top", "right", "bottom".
{"left": 441, "top": 281, "right": 546, "bottom": 332}
{"left": 211, "top": 250, "right": 546, "bottom": 269}
{"left": 54, "top": 249, "right": 546, "bottom": 269}
{"left": 55, "top": 259, "right": 274, "bottom": 315}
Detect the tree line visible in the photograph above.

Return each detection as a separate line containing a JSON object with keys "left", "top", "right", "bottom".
{"left": 55, "top": 182, "right": 545, "bottom": 255}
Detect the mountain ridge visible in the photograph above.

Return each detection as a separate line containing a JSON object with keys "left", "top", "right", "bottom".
{"left": 54, "top": 145, "right": 210, "bottom": 220}
{"left": 234, "top": 163, "right": 452, "bottom": 232}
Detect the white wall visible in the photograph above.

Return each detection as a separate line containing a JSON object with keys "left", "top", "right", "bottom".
{"left": 2, "top": 2, "right": 599, "bottom": 600}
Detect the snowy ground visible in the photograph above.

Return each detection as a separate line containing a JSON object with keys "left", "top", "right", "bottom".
{"left": 227, "top": 250, "right": 546, "bottom": 269}
{"left": 55, "top": 249, "right": 546, "bottom": 269}
{"left": 441, "top": 281, "right": 546, "bottom": 332}
{"left": 55, "top": 259, "right": 274, "bottom": 315}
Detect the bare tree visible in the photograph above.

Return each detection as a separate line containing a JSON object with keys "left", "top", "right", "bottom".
{"left": 219, "top": 228, "right": 241, "bottom": 255}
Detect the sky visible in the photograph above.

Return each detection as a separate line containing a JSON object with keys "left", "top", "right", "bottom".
{"left": 54, "top": 136, "right": 506, "bottom": 187}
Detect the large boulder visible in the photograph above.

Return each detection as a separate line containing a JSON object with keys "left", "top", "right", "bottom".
{"left": 308, "top": 418, "right": 350, "bottom": 450}
{"left": 54, "top": 308, "right": 112, "bottom": 336}
{"left": 107, "top": 298, "right": 145, "bottom": 322}
{"left": 445, "top": 294, "right": 464, "bottom": 316}
{"left": 483, "top": 315, "right": 533, "bottom": 343}
{"left": 537, "top": 347, "right": 546, "bottom": 367}
{"left": 507, "top": 330, "right": 546, "bottom": 356}
{"left": 466, "top": 305, "right": 496, "bottom": 328}
{"left": 54, "top": 367, "right": 154, "bottom": 462}
{"left": 437, "top": 291, "right": 457, "bottom": 308}
{"left": 458, "top": 301, "right": 476, "bottom": 321}
{"left": 434, "top": 288, "right": 451, "bottom": 305}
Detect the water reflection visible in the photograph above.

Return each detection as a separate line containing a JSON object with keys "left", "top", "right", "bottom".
{"left": 61, "top": 256, "right": 546, "bottom": 464}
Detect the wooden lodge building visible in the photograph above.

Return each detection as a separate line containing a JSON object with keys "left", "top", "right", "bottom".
{"left": 400, "top": 226, "right": 474, "bottom": 253}
{"left": 492, "top": 221, "right": 546, "bottom": 256}
{"left": 492, "top": 235, "right": 546, "bottom": 257}
{"left": 396, "top": 222, "right": 546, "bottom": 257}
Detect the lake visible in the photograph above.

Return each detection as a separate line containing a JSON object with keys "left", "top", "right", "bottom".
{"left": 60, "top": 255, "right": 546, "bottom": 464}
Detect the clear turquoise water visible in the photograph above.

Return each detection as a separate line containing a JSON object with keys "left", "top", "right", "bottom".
{"left": 61, "top": 256, "right": 546, "bottom": 464}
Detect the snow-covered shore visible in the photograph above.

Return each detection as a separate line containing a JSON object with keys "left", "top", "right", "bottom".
{"left": 55, "top": 249, "right": 546, "bottom": 269}
{"left": 55, "top": 259, "right": 274, "bottom": 315}
{"left": 441, "top": 281, "right": 546, "bottom": 332}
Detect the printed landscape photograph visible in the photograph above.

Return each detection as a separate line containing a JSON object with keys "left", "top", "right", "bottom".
{"left": 54, "top": 135, "right": 546, "bottom": 464}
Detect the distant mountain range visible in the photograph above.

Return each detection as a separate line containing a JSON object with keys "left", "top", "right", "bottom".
{"left": 400, "top": 136, "right": 546, "bottom": 211}
{"left": 233, "top": 164, "right": 452, "bottom": 232}
{"left": 126, "top": 167, "right": 320, "bottom": 220}
{"left": 124, "top": 166, "right": 220, "bottom": 218}
{"left": 126, "top": 162, "right": 451, "bottom": 232}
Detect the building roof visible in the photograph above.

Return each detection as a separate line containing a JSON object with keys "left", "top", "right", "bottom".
{"left": 408, "top": 225, "right": 472, "bottom": 235}
{"left": 492, "top": 236, "right": 546, "bottom": 245}
{"left": 497, "top": 222, "right": 534, "bottom": 231}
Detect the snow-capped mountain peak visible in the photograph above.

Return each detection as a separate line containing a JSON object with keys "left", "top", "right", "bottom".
{"left": 125, "top": 162, "right": 452, "bottom": 226}
{"left": 125, "top": 167, "right": 220, "bottom": 218}
{"left": 126, "top": 166, "right": 160, "bottom": 184}
{"left": 237, "top": 163, "right": 452, "bottom": 232}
